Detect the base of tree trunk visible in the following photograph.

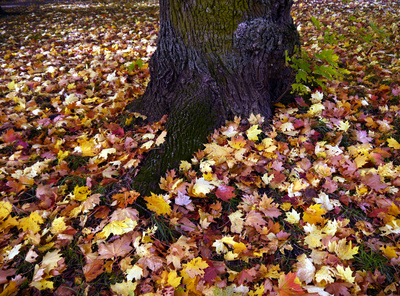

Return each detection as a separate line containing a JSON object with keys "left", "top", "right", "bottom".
{"left": 127, "top": 0, "right": 299, "bottom": 196}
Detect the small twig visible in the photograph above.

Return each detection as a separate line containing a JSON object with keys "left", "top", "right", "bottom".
{"left": 366, "top": 46, "right": 374, "bottom": 56}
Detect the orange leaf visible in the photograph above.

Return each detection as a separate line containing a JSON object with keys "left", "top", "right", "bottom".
{"left": 276, "top": 272, "right": 306, "bottom": 296}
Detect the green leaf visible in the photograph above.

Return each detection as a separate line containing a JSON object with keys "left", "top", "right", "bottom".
{"left": 311, "top": 16, "right": 322, "bottom": 30}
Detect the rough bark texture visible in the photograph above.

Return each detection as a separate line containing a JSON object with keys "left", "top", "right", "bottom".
{"left": 128, "top": 0, "right": 299, "bottom": 195}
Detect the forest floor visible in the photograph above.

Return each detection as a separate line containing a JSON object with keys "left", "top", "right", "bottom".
{"left": 0, "top": 0, "right": 399, "bottom": 295}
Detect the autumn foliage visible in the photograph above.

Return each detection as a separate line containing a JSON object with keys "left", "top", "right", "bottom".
{"left": 0, "top": 0, "right": 400, "bottom": 295}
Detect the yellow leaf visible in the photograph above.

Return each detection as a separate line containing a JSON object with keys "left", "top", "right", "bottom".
{"left": 167, "top": 270, "right": 182, "bottom": 288}
{"left": 0, "top": 201, "right": 12, "bottom": 220}
{"left": 30, "top": 279, "right": 54, "bottom": 290}
{"left": 0, "top": 281, "right": 18, "bottom": 296}
{"left": 19, "top": 211, "right": 44, "bottom": 234}
{"left": 303, "top": 204, "right": 327, "bottom": 225}
{"left": 50, "top": 217, "right": 67, "bottom": 235}
{"left": 42, "top": 250, "right": 63, "bottom": 273}
{"left": 73, "top": 186, "right": 91, "bottom": 201}
{"left": 98, "top": 218, "right": 137, "bottom": 239}
{"left": 247, "top": 125, "right": 262, "bottom": 141}
{"left": 315, "top": 266, "right": 335, "bottom": 286}
{"left": 144, "top": 193, "right": 171, "bottom": 215}
{"left": 328, "top": 239, "right": 359, "bottom": 260}
{"left": 354, "top": 154, "right": 368, "bottom": 168}
{"left": 110, "top": 281, "right": 137, "bottom": 296}
{"left": 7, "top": 81, "right": 16, "bottom": 90}
{"left": 388, "top": 203, "right": 400, "bottom": 216}
{"left": 57, "top": 150, "right": 69, "bottom": 164}
{"left": 248, "top": 284, "right": 265, "bottom": 296}
{"left": 182, "top": 257, "right": 209, "bottom": 278}
{"left": 381, "top": 245, "right": 398, "bottom": 259}
{"left": 80, "top": 139, "right": 97, "bottom": 156}
{"left": 387, "top": 137, "right": 400, "bottom": 149}
{"left": 335, "top": 265, "right": 355, "bottom": 283}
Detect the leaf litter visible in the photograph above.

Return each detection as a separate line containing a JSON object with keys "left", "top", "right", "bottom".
{"left": 0, "top": 0, "right": 400, "bottom": 295}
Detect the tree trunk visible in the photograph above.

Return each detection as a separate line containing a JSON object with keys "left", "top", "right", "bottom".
{"left": 128, "top": 0, "right": 299, "bottom": 195}
{"left": 0, "top": 6, "right": 6, "bottom": 15}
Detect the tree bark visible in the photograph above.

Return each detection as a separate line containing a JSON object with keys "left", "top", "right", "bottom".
{"left": 128, "top": 0, "right": 299, "bottom": 195}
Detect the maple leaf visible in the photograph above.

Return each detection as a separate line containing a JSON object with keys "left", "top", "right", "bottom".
{"left": 335, "top": 265, "right": 355, "bottom": 283}
{"left": 98, "top": 218, "right": 138, "bottom": 239}
{"left": 328, "top": 239, "right": 359, "bottom": 260}
{"left": 315, "top": 266, "right": 335, "bottom": 286}
{"left": 99, "top": 235, "right": 133, "bottom": 259}
{"left": 78, "top": 139, "right": 97, "bottom": 157}
{"left": 215, "top": 185, "right": 236, "bottom": 201}
{"left": 6, "top": 244, "right": 22, "bottom": 261}
{"left": 175, "top": 190, "right": 192, "bottom": 206}
{"left": 361, "top": 173, "right": 387, "bottom": 191}
{"left": 182, "top": 257, "right": 209, "bottom": 278}
{"left": 295, "top": 254, "right": 315, "bottom": 284}
{"left": 126, "top": 264, "right": 143, "bottom": 281}
{"left": 0, "top": 201, "right": 12, "bottom": 221}
{"left": 192, "top": 177, "right": 215, "bottom": 197}
{"left": 30, "top": 279, "right": 54, "bottom": 291}
{"left": 144, "top": 192, "right": 171, "bottom": 215}
{"left": 380, "top": 245, "right": 398, "bottom": 259}
{"left": 72, "top": 185, "right": 91, "bottom": 201}
{"left": 18, "top": 211, "right": 44, "bottom": 233}
{"left": 276, "top": 272, "right": 305, "bottom": 296}
{"left": 285, "top": 209, "right": 300, "bottom": 224}
{"left": 110, "top": 281, "right": 137, "bottom": 296}
{"left": 25, "top": 247, "right": 39, "bottom": 263}
{"left": 166, "top": 270, "right": 182, "bottom": 288}
{"left": 83, "top": 259, "right": 104, "bottom": 282}
{"left": 325, "top": 282, "right": 352, "bottom": 296}
{"left": 236, "top": 268, "right": 257, "bottom": 285}
{"left": 245, "top": 210, "right": 267, "bottom": 231}
{"left": 229, "top": 210, "right": 244, "bottom": 233}
{"left": 50, "top": 217, "right": 67, "bottom": 235}
{"left": 303, "top": 204, "right": 327, "bottom": 224}
{"left": 0, "top": 268, "right": 15, "bottom": 285}
{"left": 42, "top": 249, "right": 64, "bottom": 274}
{"left": 246, "top": 124, "right": 262, "bottom": 141}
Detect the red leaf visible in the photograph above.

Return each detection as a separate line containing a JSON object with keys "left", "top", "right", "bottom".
{"left": 215, "top": 185, "right": 236, "bottom": 201}
{"left": 276, "top": 272, "right": 305, "bottom": 296}
{"left": 2, "top": 129, "right": 17, "bottom": 143}
{"left": 236, "top": 268, "right": 257, "bottom": 285}
{"left": 202, "top": 259, "right": 218, "bottom": 285}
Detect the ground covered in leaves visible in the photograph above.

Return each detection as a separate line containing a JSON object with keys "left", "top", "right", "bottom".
{"left": 0, "top": 0, "right": 400, "bottom": 295}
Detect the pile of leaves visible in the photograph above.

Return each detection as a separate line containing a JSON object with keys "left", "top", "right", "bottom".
{"left": 0, "top": 0, "right": 399, "bottom": 295}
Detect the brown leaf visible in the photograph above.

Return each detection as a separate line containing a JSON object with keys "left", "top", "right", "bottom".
{"left": 98, "top": 235, "right": 133, "bottom": 259}
{"left": 245, "top": 210, "right": 266, "bottom": 231}
{"left": 83, "top": 259, "right": 104, "bottom": 282}
{"left": 0, "top": 268, "right": 16, "bottom": 284}
{"left": 325, "top": 282, "right": 352, "bottom": 296}
{"left": 361, "top": 173, "right": 388, "bottom": 192}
